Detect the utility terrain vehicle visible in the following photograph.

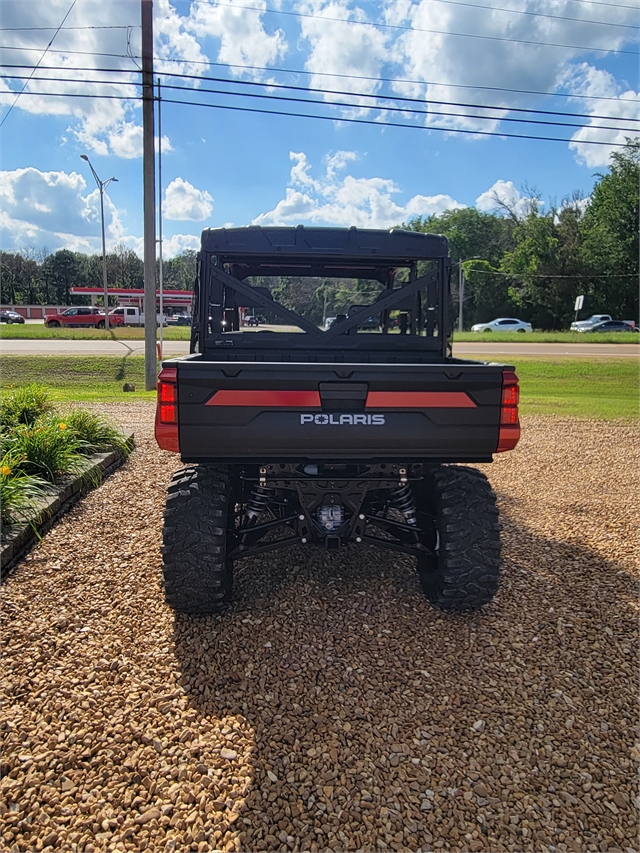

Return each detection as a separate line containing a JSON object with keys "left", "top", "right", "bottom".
{"left": 155, "top": 226, "right": 520, "bottom": 614}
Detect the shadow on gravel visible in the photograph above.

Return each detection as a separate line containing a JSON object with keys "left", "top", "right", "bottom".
{"left": 170, "top": 511, "right": 638, "bottom": 852}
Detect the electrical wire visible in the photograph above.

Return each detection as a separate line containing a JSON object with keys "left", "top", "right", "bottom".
{"left": 3, "top": 63, "right": 638, "bottom": 121}
{"left": 0, "top": 0, "right": 76, "bottom": 130}
{"left": 3, "top": 72, "right": 637, "bottom": 132}
{"left": 2, "top": 49, "right": 637, "bottom": 105}
{"left": 193, "top": 0, "right": 639, "bottom": 56}
{"left": 5, "top": 87, "right": 630, "bottom": 147}
{"left": 408, "top": 0, "right": 640, "bottom": 29}
{"left": 0, "top": 26, "right": 138, "bottom": 32}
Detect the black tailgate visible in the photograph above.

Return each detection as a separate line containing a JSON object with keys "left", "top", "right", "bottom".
{"left": 176, "top": 360, "right": 504, "bottom": 462}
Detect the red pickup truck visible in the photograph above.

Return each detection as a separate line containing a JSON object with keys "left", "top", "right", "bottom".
{"left": 45, "top": 307, "right": 123, "bottom": 328}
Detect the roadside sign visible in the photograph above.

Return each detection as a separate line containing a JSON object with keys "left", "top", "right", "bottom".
{"left": 574, "top": 295, "right": 584, "bottom": 311}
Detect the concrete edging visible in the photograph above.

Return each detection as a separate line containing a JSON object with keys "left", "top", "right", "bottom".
{"left": 0, "top": 432, "right": 134, "bottom": 575}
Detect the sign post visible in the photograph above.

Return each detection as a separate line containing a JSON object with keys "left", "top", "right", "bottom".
{"left": 574, "top": 294, "right": 584, "bottom": 324}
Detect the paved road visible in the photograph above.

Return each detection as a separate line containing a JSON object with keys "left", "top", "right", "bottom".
{"left": 1, "top": 339, "right": 638, "bottom": 357}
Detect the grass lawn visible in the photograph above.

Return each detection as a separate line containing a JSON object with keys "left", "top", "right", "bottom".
{"left": 0, "top": 325, "right": 191, "bottom": 341}
{"left": 453, "top": 331, "right": 639, "bottom": 344}
{"left": 0, "top": 355, "right": 637, "bottom": 419}
{"left": 2, "top": 325, "right": 638, "bottom": 345}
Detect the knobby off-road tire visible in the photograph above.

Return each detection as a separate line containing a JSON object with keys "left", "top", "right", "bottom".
{"left": 162, "top": 464, "right": 233, "bottom": 614}
{"left": 416, "top": 465, "right": 501, "bottom": 612}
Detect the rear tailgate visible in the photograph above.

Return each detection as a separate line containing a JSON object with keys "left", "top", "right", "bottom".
{"left": 171, "top": 359, "right": 511, "bottom": 462}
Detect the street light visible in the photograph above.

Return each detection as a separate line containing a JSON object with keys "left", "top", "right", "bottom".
{"left": 80, "top": 154, "right": 117, "bottom": 331}
{"left": 452, "top": 257, "right": 480, "bottom": 333}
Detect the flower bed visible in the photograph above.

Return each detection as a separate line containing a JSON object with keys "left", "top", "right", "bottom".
{"left": 0, "top": 385, "right": 134, "bottom": 570}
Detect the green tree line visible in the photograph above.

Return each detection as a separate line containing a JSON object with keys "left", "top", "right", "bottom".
{"left": 406, "top": 140, "right": 639, "bottom": 329}
{"left": 1, "top": 141, "right": 637, "bottom": 329}
{"left": 0, "top": 247, "right": 197, "bottom": 308}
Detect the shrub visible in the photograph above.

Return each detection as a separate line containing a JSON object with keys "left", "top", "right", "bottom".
{"left": 0, "top": 384, "right": 54, "bottom": 428}
{"left": 63, "top": 409, "right": 131, "bottom": 457}
{"left": 9, "top": 417, "right": 86, "bottom": 483}
{"left": 0, "top": 459, "right": 49, "bottom": 526}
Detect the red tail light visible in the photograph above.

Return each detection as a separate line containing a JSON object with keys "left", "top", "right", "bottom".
{"left": 155, "top": 367, "right": 179, "bottom": 453}
{"left": 497, "top": 369, "right": 520, "bottom": 452}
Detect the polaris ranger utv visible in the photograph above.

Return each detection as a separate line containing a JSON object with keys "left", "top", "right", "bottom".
{"left": 155, "top": 226, "right": 520, "bottom": 614}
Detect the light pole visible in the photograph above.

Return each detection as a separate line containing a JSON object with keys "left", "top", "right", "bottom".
{"left": 80, "top": 154, "right": 117, "bottom": 331}
{"left": 452, "top": 257, "right": 480, "bottom": 333}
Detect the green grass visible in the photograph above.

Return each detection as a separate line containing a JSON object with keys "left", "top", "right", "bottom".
{"left": 453, "top": 331, "right": 639, "bottom": 344}
{"left": 1, "top": 355, "right": 637, "bottom": 419}
{"left": 0, "top": 356, "right": 156, "bottom": 402}
{"left": 0, "top": 324, "right": 191, "bottom": 341}
{"left": 511, "top": 358, "right": 638, "bottom": 419}
{"left": 3, "top": 324, "right": 638, "bottom": 344}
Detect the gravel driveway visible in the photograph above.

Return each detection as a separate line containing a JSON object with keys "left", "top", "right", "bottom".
{"left": 1, "top": 404, "right": 637, "bottom": 853}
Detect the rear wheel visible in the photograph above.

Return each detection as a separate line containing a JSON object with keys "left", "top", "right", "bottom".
{"left": 47, "top": 320, "right": 60, "bottom": 327}
{"left": 415, "top": 466, "right": 501, "bottom": 612}
{"left": 96, "top": 320, "right": 105, "bottom": 329}
{"left": 162, "top": 464, "right": 234, "bottom": 614}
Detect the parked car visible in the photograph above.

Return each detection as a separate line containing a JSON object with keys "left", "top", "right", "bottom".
{"left": 0, "top": 310, "right": 25, "bottom": 324}
{"left": 109, "top": 307, "right": 167, "bottom": 326}
{"left": 245, "top": 315, "right": 260, "bottom": 327}
{"left": 45, "top": 307, "right": 116, "bottom": 328}
{"left": 471, "top": 318, "right": 533, "bottom": 333}
{"left": 570, "top": 314, "right": 612, "bottom": 331}
{"left": 583, "top": 320, "right": 638, "bottom": 333}
{"left": 166, "top": 314, "right": 192, "bottom": 326}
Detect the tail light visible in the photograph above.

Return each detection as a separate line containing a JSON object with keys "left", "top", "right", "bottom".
{"left": 155, "top": 367, "right": 179, "bottom": 453}
{"left": 497, "top": 369, "right": 520, "bottom": 452}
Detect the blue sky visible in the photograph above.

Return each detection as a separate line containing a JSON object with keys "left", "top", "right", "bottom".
{"left": 0, "top": 0, "right": 638, "bottom": 258}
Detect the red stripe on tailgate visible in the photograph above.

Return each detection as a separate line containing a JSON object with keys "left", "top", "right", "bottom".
{"left": 206, "top": 390, "right": 321, "bottom": 407}
{"left": 366, "top": 391, "right": 476, "bottom": 408}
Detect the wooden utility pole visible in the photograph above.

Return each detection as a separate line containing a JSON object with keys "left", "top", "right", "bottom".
{"left": 142, "top": 0, "right": 157, "bottom": 390}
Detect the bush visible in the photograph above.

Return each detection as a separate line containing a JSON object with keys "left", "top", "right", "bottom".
{"left": 0, "top": 459, "right": 49, "bottom": 526}
{"left": 63, "top": 409, "right": 131, "bottom": 457}
{"left": 9, "top": 417, "right": 86, "bottom": 483}
{"left": 0, "top": 384, "right": 54, "bottom": 428}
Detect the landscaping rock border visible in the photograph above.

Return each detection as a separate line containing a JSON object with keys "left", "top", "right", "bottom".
{"left": 0, "top": 432, "right": 134, "bottom": 575}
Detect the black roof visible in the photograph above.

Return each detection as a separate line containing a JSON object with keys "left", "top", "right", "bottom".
{"left": 200, "top": 225, "right": 448, "bottom": 262}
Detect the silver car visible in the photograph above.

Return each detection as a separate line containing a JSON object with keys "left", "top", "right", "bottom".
{"left": 471, "top": 317, "right": 533, "bottom": 333}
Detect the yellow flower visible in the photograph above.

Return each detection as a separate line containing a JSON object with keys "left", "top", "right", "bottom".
{"left": 58, "top": 423, "right": 67, "bottom": 430}
{"left": 0, "top": 465, "right": 11, "bottom": 476}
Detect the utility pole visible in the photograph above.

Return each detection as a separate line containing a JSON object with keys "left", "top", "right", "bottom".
{"left": 80, "top": 154, "right": 117, "bottom": 331}
{"left": 142, "top": 0, "right": 157, "bottom": 390}
{"left": 456, "top": 257, "right": 480, "bottom": 333}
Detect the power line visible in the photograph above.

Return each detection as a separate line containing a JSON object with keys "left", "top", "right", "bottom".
{"left": 0, "top": 25, "right": 138, "bottom": 32}
{"left": 8, "top": 87, "right": 631, "bottom": 147}
{"left": 413, "top": 0, "right": 640, "bottom": 29}
{"left": 4, "top": 72, "right": 637, "bottom": 133}
{"left": 2, "top": 50, "right": 637, "bottom": 106}
{"left": 0, "top": 0, "right": 76, "bottom": 130}
{"left": 465, "top": 267, "right": 639, "bottom": 278}
{"left": 194, "top": 0, "right": 639, "bottom": 56}
{"left": 3, "top": 68, "right": 637, "bottom": 124}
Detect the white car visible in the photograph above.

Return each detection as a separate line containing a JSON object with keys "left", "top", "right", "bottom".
{"left": 471, "top": 318, "right": 533, "bottom": 333}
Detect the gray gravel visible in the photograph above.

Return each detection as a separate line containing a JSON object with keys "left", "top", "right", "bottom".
{"left": 1, "top": 403, "right": 638, "bottom": 853}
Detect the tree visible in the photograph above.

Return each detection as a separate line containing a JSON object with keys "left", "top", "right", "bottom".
{"left": 41, "top": 250, "right": 90, "bottom": 305}
{"left": 580, "top": 139, "right": 639, "bottom": 320}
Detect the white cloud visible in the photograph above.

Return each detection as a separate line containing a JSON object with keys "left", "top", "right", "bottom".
{"left": 559, "top": 64, "right": 640, "bottom": 168}
{"left": 475, "top": 180, "right": 540, "bottom": 218}
{"left": 188, "top": 0, "right": 286, "bottom": 78}
{"left": 298, "top": 1, "right": 389, "bottom": 112}
{"left": 252, "top": 151, "right": 464, "bottom": 227}
{"left": 0, "top": 167, "right": 126, "bottom": 253}
{"left": 163, "top": 178, "right": 214, "bottom": 221}
{"left": 162, "top": 233, "right": 201, "bottom": 258}
{"left": 384, "top": 0, "right": 639, "bottom": 138}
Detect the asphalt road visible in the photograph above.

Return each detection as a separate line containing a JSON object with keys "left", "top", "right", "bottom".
{"left": 0, "top": 339, "right": 638, "bottom": 357}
